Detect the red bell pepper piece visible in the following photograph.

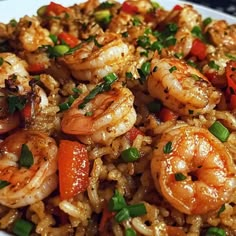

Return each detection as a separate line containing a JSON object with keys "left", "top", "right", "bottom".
{"left": 125, "top": 126, "right": 143, "bottom": 143}
{"left": 173, "top": 5, "right": 183, "bottom": 11}
{"left": 190, "top": 38, "right": 207, "bottom": 60}
{"left": 58, "top": 32, "right": 79, "bottom": 48}
{"left": 58, "top": 140, "right": 89, "bottom": 200}
{"left": 46, "top": 2, "right": 69, "bottom": 15}
{"left": 27, "top": 63, "right": 45, "bottom": 74}
{"left": 121, "top": 2, "right": 138, "bottom": 15}
{"left": 159, "top": 107, "right": 178, "bottom": 122}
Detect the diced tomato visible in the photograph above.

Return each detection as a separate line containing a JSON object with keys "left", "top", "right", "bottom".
{"left": 98, "top": 205, "right": 115, "bottom": 233}
{"left": 27, "top": 63, "right": 45, "bottom": 74}
{"left": 190, "top": 38, "right": 207, "bottom": 60}
{"left": 121, "top": 1, "right": 138, "bottom": 15}
{"left": 125, "top": 126, "right": 143, "bottom": 143}
{"left": 58, "top": 32, "right": 78, "bottom": 48}
{"left": 226, "top": 60, "right": 236, "bottom": 92}
{"left": 46, "top": 2, "right": 69, "bottom": 15}
{"left": 58, "top": 140, "right": 89, "bottom": 200}
{"left": 230, "top": 94, "right": 236, "bottom": 109}
{"left": 166, "top": 226, "right": 186, "bottom": 236}
{"left": 173, "top": 5, "right": 183, "bottom": 11}
{"left": 159, "top": 107, "right": 178, "bottom": 122}
{"left": 21, "top": 102, "right": 32, "bottom": 120}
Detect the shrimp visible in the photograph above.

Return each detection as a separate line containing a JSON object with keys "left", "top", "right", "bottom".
{"left": 60, "top": 32, "right": 132, "bottom": 83}
{"left": 205, "top": 20, "right": 236, "bottom": 50}
{"left": 0, "top": 130, "right": 58, "bottom": 208}
{"left": 16, "top": 16, "right": 53, "bottom": 52}
{"left": 162, "top": 4, "right": 201, "bottom": 31}
{"left": 0, "top": 52, "right": 31, "bottom": 94}
{"left": 151, "top": 124, "right": 236, "bottom": 215}
{"left": 147, "top": 57, "right": 221, "bottom": 116}
{"left": 61, "top": 83, "right": 136, "bottom": 145}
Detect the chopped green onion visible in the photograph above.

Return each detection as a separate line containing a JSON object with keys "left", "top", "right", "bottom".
{"left": 103, "top": 72, "right": 117, "bottom": 84}
{"left": 127, "top": 203, "right": 147, "bottom": 217}
{"left": 132, "top": 16, "right": 141, "bottom": 26}
{"left": 121, "top": 147, "right": 140, "bottom": 162}
{"left": 49, "top": 34, "right": 58, "bottom": 44}
{"left": 108, "top": 190, "right": 127, "bottom": 211}
{"left": 147, "top": 100, "right": 162, "bottom": 113}
{"left": 208, "top": 60, "right": 220, "bottom": 70}
{"left": 187, "top": 60, "right": 197, "bottom": 68}
{"left": 208, "top": 121, "right": 230, "bottom": 142}
{"left": 59, "top": 102, "right": 70, "bottom": 111}
{"left": 191, "top": 26, "right": 205, "bottom": 41}
{"left": 95, "top": 9, "right": 111, "bottom": 24}
{"left": 203, "top": 17, "right": 212, "bottom": 26}
{"left": 163, "top": 141, "right": 172, "bottom": 154}
{"left": 217, "top": 204, "right": 226, "bottom": 216}
{"left": 125, "top": 228, "right": 136, "bottom": 236}
{"left": 85, "top": 111, "right": 93, "bottom": 116}
{"left": 125, "top": 72, "right": 133, "bottom": 79}
{"left": 164, "top": 35, "right": 176, "bottom": 47}
{"left": 9, "top": 19, "right": 17, "bottom": 27}
{"left": 0, "top": 180, "right": 10, "bottom": 189}
{"left": 206, "top": 227, "right": 226, "bottom": 236}
{"left": 191, "top": 74, "right": 202, "bottom": 81}
{"left": 137, "top": 35, "right": 150, "bottom": 49}
{"left": 52, "top": 44, "right": 70, "bottom": 56}
{"left": 97, "top": 1, "right": 114, "bottom": 10}
{"left": 138, "top": 61, "right": 151, "bottom": 84}
{"left": 169, "top": 66, "right": 177, "bottom": 73}
{"left": 151, "top": 1, "right": 161, "bottom": 9}
{"left": 115, "top": 208, "right": 130, "bottom": 223}
{"left": 19, "top": 144, "right": 34, "bottom": 168}
{"left": 168, "top": 23, "right": 178, "bottom": 33}
{"left": 122, "top": 31, "right": 129, "bottom": 38}
{"left": 0, "top": 57, "right": 4, "bottom": 66}
{"left": 174, "top": 52, "right": 183, "bottom": 59}
{"left": 37, "top": 5, "right": 47, "bottom": 16}
{"left": 225, "top": 53, "right": 236, "bottom": 60}
{"left": 150, "top": 41, "right": 163, "bottom": 53}
{"left": 13, "top": 219, "right": 34, "bottom": 236}
{"left": 175, "top": 172, "right": 187, "bottom": 181}
{"left": 79, "top": 73, "right": 117, "bottom": 109}
{"left": 7, "top": 95, "right": 27, "bottom": 114}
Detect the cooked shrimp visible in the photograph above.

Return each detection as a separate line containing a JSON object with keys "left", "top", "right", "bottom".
{"left": 205, "top": 20, "right": 236, "bottom": 50}
{"left": 0, "top": 130, "right": 58, "bottom": 208}
{"left": 151, "top": 124, "right": 236, "bottom": 215}
{"left": 147, "top": 57, "right": 221, "bottom": 116}
{"left": 0, "top": 52, "right": 31, "bottom": 94}
{"left": 61, "top": 83, "right": 136, "bottom": 145}
{"left": 16, "top": 16, "right": 53, "bottom": 52}
{"left": 162, "top": 4, "right": 201, "bottom": 31}
{"left": 60, "top": 32, "right": 131, "bottom": 83}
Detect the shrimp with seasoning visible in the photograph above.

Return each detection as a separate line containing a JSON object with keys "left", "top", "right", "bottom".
{"left": 147, "top": 57, "right": 221, "bottom": 116}
{"left": 0, "top": 130, "right": 58, "bottom": 208}
{"left": 205, "top": 20, "right": 236, "bottom": 50}
{"left": 60, "top": 32, "right": 132, "bottom": 83}
{"left": 61, "top": 82, "right": 136, "bottom": 145}
{"left": 0, "top": 52, "right": 31, "bottom": 94}
{"left": 151, "top": 124, "right": 236, "bottom": 215}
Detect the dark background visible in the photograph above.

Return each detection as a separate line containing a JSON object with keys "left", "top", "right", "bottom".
{"left": 184, "top": 0, "right": 236, "bottom": 16}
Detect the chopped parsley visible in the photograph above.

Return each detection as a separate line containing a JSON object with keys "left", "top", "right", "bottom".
{"left": 163, "top": 141, "right": 172, "bottom": 154}
{"left": 175, "top": 173, "right": 187, "bottom": 181}
{"left": 19, "top": 144, "right": 34, "bottom": 169}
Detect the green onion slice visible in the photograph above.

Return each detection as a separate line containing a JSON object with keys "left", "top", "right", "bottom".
{"left": 115, "top": 208, "right": 130, "bottom": 223}
{"left": 163, "top": 141, "right": 172, "bottom": 154}
{"left": 206, "top": 227, "right": 226, "bottom": 236}
{"left": 125, "top": 228, "right": 137, "bottom": 236}
{"left": 208, "top": 121, "right": 230, "bottom": 142}
{"left": 121, "top": 147, "right": 140, "bottom": 162}
{"left": 127, "top": 203, "right": 147, "bottom": 217}
{"left": 19, "top": 144, "right": 34, "bottom": 168}
{"left": 12, "top": 219, "right": 34, "bottom": 236}
{"left": 217, "top": 204, "right": 226, "bottom": 216}
{"left": 147, "top": 100, "right": 162, "bottom": 113}
{"left": 175, "top": 172, "right": 187, "bottom": 181}
{"left": 203, "top": 17, "right": 212, "bottom": 26}
{"left": 0, "top": 180, "right": 10, "bottom": 189}
{"left": 108, "top": 190, "right": 127, "bottom": 211}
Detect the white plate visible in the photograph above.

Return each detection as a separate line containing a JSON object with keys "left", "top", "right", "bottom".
{"left": 0, "top": 0, "right": 235, "bottom": 236}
